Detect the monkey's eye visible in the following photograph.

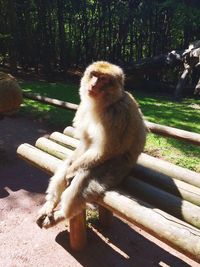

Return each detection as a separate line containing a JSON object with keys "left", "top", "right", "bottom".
{"left": 90, "top": 71, "right": 98, "bottom": 78}
{"left": 100, "top": 75, "right": 111, "bottom": 83}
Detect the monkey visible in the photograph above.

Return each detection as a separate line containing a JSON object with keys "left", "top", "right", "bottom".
{"left": 37, "top": 61, "right": 147, "bottom": 228}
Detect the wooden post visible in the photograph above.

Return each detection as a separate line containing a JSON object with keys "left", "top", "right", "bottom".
{"left": 99, "top": 205, "right": 113, "bottom": 227}
{"left": 69, "top": 210, "right": 87, "bottom": 251}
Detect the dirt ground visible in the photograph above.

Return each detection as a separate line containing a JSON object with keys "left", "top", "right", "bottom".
{"left": 0, "top": 115, "right": 199, "bottom": 267}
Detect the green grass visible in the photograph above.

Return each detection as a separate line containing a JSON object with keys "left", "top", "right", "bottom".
{"left": 135, "top": 92, "right": 200, "bottom": 133}
{"left": 20, "top": 81, "right": 79, "bottom": 129}
{"left": 132, "top": 91, "right": 200, "bottom": 172}
{"left": 19, "top": 81, "right": 200, "bottom": 172}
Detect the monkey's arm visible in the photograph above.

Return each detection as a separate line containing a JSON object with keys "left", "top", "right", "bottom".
{"left": 65, "top": 146, "right": 106, "bottom": 178}
{"left": 65, "top": 124, "right": 133, "bottom": 178}
{"left": 44, "top": 142, "right": 88, "bottom": 200}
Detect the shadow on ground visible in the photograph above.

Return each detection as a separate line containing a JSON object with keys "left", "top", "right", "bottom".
{"left": 56, "top": 218, "right": 191, "bottom": 267}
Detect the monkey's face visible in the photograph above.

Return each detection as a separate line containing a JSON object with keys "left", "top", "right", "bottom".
{"left": 87, "top": 71, "right": 115, "bottom": 98}
{"left": 80, "top": 61, "right": 124, "bottom": 106}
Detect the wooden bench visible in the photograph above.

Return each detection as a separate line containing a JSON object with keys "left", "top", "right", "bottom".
{"left": 17, "top": 123, "right": 200, "bottom": 262}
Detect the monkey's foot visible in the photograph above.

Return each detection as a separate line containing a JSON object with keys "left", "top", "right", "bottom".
{"left": 36, "top": 213, "right": 55, "bottom": 228}
{"left": 36, "top": 210, "right": 65, "bottom": 229}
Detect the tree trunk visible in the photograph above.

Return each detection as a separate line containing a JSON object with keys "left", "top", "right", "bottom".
{"left": 194, "top": 77, "right": 200, "bottom": 95}
{"left": 174, "top": 68, "right": 191, "bottom": 101}
{"left": 57, "top": 0, "right": 68, "bottom": 73}
{"left": 7, "top": 0, "right": 17, "bottom": 74}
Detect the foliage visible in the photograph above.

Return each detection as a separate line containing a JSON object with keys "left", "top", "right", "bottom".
{"left": 20, "top": 80, "right": 200, "bottom": 172}
{"left": 0, "top": 0, "right": 200, "bottom": 75}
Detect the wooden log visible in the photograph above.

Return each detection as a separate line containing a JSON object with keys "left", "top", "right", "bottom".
{"left": 123, "top": 176, "right": 200, "bottom": 228}
{"left": 63, "top": 126, "right": 77, "bottom": 137}
{"left": 132, "top": 166, "right": 200, "bottom": 206}
{"left": 50, "top": 132, "right": 79, "bottom": 149}
{"left": 99, "top": 206, "right": 113, "bottom": 227}
{"left": 99, "top": 190, "right": 200, "bottom": 262}
{"left": 23, "top": 92, "right": 78, "bottom": 111}
{"left": 35, "top": 137, "right": 72, "bottom": 160}
{"left": 69, "top": 211, "right": 87, "bottom": 251}
{"left": 137, "top": 153, "right": 200, "bottom": 188}
{"left": 16, "top": 143, "right": 61, "bottom": 174}
{"left": 145, "top": 120, "right": 200, "bottom": 146}
{"left": 133, "top": 165, "right": 200, "bottom": 206}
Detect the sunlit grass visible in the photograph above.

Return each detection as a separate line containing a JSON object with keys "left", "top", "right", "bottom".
{"left": 134, "top": 91, "right": 200, "bottom": 172}
{"left": 134, "top": 92, "right": 200, "bottom": 133}
{"left": 145, "top": 134, "right": 200, "bottom": 172}
{"left": 20, "top": 81, "right": 200, "bottom": 172}
{"left": 20, "top": 81, "right": 77, "bottom": 129}
{"left": 21, "top": 80, "right": 80, "bottom": 103}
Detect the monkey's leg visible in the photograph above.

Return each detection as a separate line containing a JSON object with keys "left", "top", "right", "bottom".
{"left": 37, "top": 144, "right": 88, "bottom": 228}
{"left": 39, "top": 170, "right": 89, "bottom": 228}
{"left": 37, "top": 159, "right": 71, "bottom": 228}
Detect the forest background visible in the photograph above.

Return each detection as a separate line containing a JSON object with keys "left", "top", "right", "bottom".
{"left": 0, "top": 0, "right": 200, "bottom": 89}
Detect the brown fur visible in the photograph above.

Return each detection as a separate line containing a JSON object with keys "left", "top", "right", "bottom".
{"left": 37, "top": 61, "right": 146, "bottom": 228}
{"left": 0, "top": 72, "right": 22, "bottom": 114}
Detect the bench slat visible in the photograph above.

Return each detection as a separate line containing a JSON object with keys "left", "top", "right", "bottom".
{"left": 99, "top": 190, "right": 200, "bottom": 262}
{"left": 123, "top": 176, "right": 200, "bottom": 228}
{"left": 35, "top": 137, "right": 72, "bottom": 159}
{"left": 17, "top": 143, "right": 61, "bottom": 174}
{"left": 137, "top": 153, "right": 200, "bottom": 188}
{"left": 133, "top": 165, "right": 200, "bottom": 207}
{"left": 63, "top": 126, "right": 76, "bottom": 137}
{"left": 50, "top": 131, "right": 79, "bottom": 149}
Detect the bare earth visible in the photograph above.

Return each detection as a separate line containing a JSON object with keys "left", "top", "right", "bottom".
{"left": 0, "top": 115, "right": 199, "bottom": 267}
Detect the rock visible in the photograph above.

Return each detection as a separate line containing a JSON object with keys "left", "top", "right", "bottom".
{"left": 0, "top": 72, "right": 23, "bottom": 116}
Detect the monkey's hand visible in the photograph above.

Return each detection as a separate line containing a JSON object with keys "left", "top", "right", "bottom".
{"left": 65, "top": 148, "right": 103, "bottom": 178}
